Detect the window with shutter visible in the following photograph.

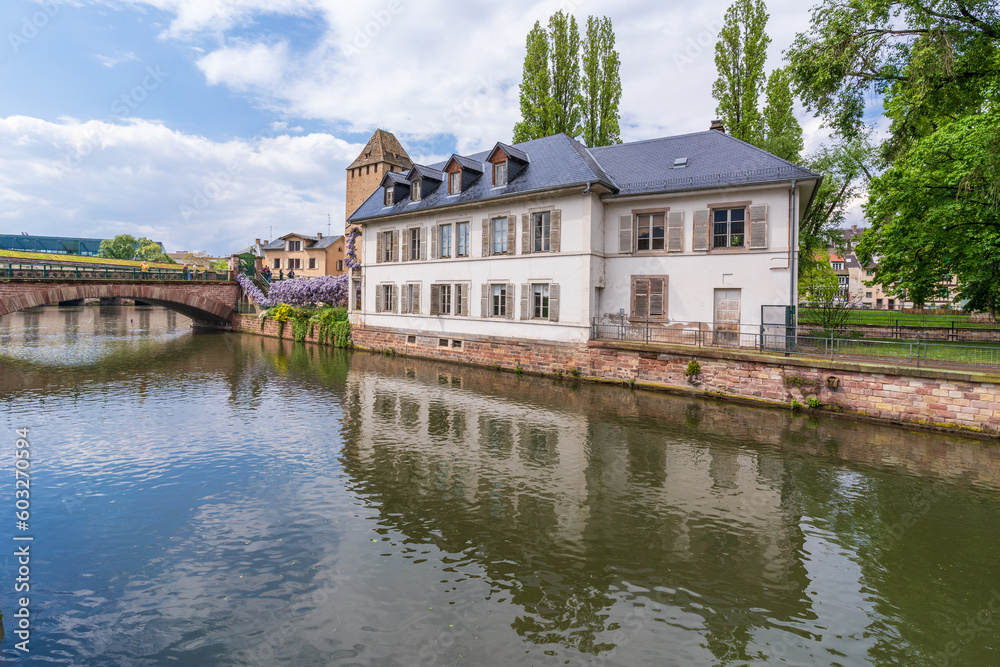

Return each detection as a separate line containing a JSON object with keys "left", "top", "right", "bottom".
{"left": 440, "top": 283, "right": 452, "bottom": 315}
{"left": 391, "top": 284, "right": 398, "bottom": 313}
{"left": 391, "top": 231, "right": 399, "bottom": 262}
{"left": 376, "top": 231, "right": 383, "bottom": 264}
{"left": 521, "top": 213, "right": 530, "bottom": 254}
{"left": 667, "top": 211, "right": 684, "bottom": 252}
{"left": 531, "top": 283, "right": 550, "bottom": 319}
{"left": 430, "top": 284, "right": 440, "bottom": 316}
{"left": 458, "top": 283, "right": 469, "bottom": 316}
{"left": 712, "top": 208, "right": 745, "bottom": 248}
{"left": 491, "top": 216, "right": 508, "bottom": 254}
{"left": 550, "top": 210, "right": 561, "bottom": 253}
{"left": 692, "top": 210, "right": 709, "bottom": 251}
{"left": 456, "top": 222, "right": 470, "bottom": 257}
{"left": 749, "top": 203, "right": 768, "bottom": 248}
{"left": 532, "top": 211, "right": 551, "bottom": 252}
{"left": 481, "top": 218, "right": 489, "bottom": 257}
{"left": 480, "top": 283, "right": 488, "bottom": 317}
{"left": 420, "top": 226, "right": 427, "bottom": 260}
{"left": 636, "top": 213, "right": 665, "bottom": 251}
{"left": 375, "top": 284, "right": 384, "bottom": 312}
{"left": 630, "top": 275, "right": 668, "bottom": 320}
{"left": 520, "top": 284, "right": 529, "bottom": 320}
{"left": 505, "top": 282, "right": 514, "bottom": 318}
{"left": 506, "top": 215, "right": 516, "bottom": 255}
{"left": 618, "top": 214, "right": 633, "bottom": 254}
{"left": 548, "top": 283, "right": 559, "bottom": 321}
{"left": 410, "top": 283, "right": 420, "bottom": 314}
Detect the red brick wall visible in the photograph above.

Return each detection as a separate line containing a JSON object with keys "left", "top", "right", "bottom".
{"left": 233, "top": 316, "right": 1000, "bottom": 437}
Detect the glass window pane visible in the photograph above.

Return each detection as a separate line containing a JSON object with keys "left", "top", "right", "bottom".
{"left": 714, "top": 210, "right": 728, "bottom": 223}
{"left": 731, "top": 208, "right": 745, "bottom": 222}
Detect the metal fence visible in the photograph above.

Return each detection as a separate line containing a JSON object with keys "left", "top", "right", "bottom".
{"left": 591, "top": 320, "right": 1000, "bottom": 370}
{"left": 1, "top": 262, "right": 231, "bottom": 282}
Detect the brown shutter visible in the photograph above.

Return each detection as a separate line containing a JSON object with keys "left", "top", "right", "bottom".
{"left": 430, "top": 284, "right": 440, "bottom": 316}
{"left": 412, "top": 284, "right": 420, "bottom": 314}
{"left": 505, "top": 283, "right": 514, "bottom": 318}
{"left": 375, "top": 285, "right": 383, "bottom": 312}
{"left": 521, "top": 213, "right": 530, "bottom": 254}
{"left": 550, "top": 209, "right": 561, "bottom": 253}
{"left": 548, "top": 283, "right": 560, "bottom": 321}
{"left": 618, "top": 214, "right": 633, "bottom": 254}
{"left": 460, "top": 284, "right": 469, "bottom": 316}
{"left": 667, "top": 211, "right": 684, "bottom": 252}
{"left": 392, "top": 231, "right": 399, "bottom": 262}
{"left": 482, "top": 218, "right": 490, "bottom": 257}
{"left": 401, "top": 229, "right": 409, "bottom": 262}
{"left": 506, "top": 215, "right": 516, "bottom": 255}
{"left": 749, "top": 203, "right": 768, "bottom": 249}
{"left": 480, "top": 283, "right": 489, "bottom": 317}
{"left": 520, "top": 283, "right": 529, "bottom": 320}
{"left": 649, "top": 278, "right": 665, "bottom": 318}
{"left": 391, "top": 284, "right": 398, "bottom": 313}
{"left": 420, "top": 226, "right": 427, "bottom": 260}
{"left": 431, "top": 225, "right": 439, "bottom": 259}
{"left": 376, "top": 231, "right": 383, "bottom": 264}
{"left": 633, "top": 278, "right": 649, "bottom": 318}
{"left": 692, "top": 210, "right": 709, "bottom": 251}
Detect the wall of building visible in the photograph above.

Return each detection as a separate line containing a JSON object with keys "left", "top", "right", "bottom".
{"left": 233, "top": 314, "right": 1000, "bottom": 437}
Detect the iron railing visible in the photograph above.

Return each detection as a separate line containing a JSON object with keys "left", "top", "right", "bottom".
{"left": 591, "top": 320, "right": 1000, "bottom": 370}
{"left": 1, "top": 262, "right": 232, "bottom": 282}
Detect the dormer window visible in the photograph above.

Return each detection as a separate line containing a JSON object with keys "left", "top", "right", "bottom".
{"left": 494, "top": 161, "right": 507, "bottom": 187}
{"left": 411, "top": 179, "right": 421, "bottom": 202}
{"left": 385, "top": 186, "right": 394, "bottom": 206}
{"left": 449, "top": 172, "right": 461, "bottom": 195}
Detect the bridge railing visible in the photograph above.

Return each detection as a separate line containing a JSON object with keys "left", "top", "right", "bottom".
{"left": 1, "top": 262, "right": 233, "bottom": 282}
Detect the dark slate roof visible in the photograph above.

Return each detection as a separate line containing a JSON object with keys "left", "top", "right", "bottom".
{"left": 311, "top": 235, "right": 344, "bottom": 249}
{"left": 408, "top": 164, "right": 445, "bottom": 182}
{"left": 492, "top": 141, "right": 529, "bottom": 163}
{"left": 447, "top": 154, "right": 484, "bottom": 172}
{"left": 590, "top": 130, "right": 818, "bottom": 197}
{"left": 350, "top": 133, "right": 618, "bottom": 222}
{"left": 263, "top": 234, "right": 343, "bottom": 250}
{"left": 263, "top": 239, "right": 285, "bottom": 250}
{"left": 348, "top": 131, "right": 819, "bottom": 223}
{"left": 381, "top": 171, "right": 410, "bottom": 187}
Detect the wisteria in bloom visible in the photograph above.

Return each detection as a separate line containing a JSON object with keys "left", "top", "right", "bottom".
{"left": 237, "top": 272, "right": 275, "bottom": 307}
{"left": 267, "top": 275, "right": 350, "bottom": 307}
{"left": 345, "top": 226, "right": 362, "bottom": 270}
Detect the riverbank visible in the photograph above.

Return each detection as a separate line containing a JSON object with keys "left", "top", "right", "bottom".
{"left": 231, "top": 315, "right": 1000, "bottom": 439}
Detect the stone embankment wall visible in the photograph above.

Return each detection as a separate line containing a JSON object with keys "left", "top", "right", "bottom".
{"left": 234, "top": 316, "right": 1000, "bottom": 437}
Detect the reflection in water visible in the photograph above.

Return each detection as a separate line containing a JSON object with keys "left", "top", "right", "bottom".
{"left": 0, "top": 307, "right": 998, "bottom": 665}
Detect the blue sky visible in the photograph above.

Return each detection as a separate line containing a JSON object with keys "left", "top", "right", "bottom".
{"left": 0, "top": 0, "right": 870, "bottom": 254}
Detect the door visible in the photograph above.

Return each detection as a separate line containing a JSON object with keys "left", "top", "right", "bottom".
{"left": 714, "top": 289, "right": 741, "bottom": 346}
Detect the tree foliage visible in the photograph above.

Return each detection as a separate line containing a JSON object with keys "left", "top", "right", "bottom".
{"left": 98, "top": 234, "right": 173, "bottom": 263}
{"left": 713, "top": 0, "right": 771, "bottom": 144}
{"left": 858, "top": 104, "right": 1000, "bottom": 314}
{"left": 581, "top": 15, "right": 622, "bottom": 147}
{"left": 761, "top": 67, "right": 804, "bottom": 162}
{"left": 513, "top": 12, "right": 622, "bottom": 146}
{"left": 799, "top": 261, "right": 860, "bottom": 330}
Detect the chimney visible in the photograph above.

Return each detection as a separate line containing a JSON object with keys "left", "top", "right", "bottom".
{"left": 255, "top": 238, "right": 260, "bottom": 245}
{"left": 317, "top": 232, "right": 323, "bottom": 239}
{"left": 710, "top": 119, "right": 726, "bottom": 133}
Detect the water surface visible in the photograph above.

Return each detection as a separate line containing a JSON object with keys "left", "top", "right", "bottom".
{"left": 1, "top": 306, "right": 998, "bottom": 666}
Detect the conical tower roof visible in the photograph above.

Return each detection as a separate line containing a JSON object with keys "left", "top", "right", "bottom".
{"left": 347, "top": 129, "right": 413, "bottom": 171}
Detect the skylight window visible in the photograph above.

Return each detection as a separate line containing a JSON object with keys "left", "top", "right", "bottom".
{"left": 673, "top": 157, "right": 688, "bottom": 169}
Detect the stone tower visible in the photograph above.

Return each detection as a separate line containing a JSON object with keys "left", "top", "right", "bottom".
{"left": 345, "top": 129, "right": 413, "bottom": 222}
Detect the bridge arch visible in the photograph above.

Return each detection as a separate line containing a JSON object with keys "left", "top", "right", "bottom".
{"left": 0, "top": 282, "right": 238, "bottom": 326}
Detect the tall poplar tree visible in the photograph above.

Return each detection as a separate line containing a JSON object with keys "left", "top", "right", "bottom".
{"left": 547, "top": 11, "right": 582, "bottom": 137}
{"left": 581, "top": 15, "right": 622, "bottom": 146}
{"left": 712, "top": 0, "right": 770, "bottom": 144}
{"left": 761, "top": 67, "right": 803, "bottom": 162}
{"left": 512, "top": 22, "right": 554, "bottom": 143}
{"left": 513, "top": 12, "right": 622, "bottom": 146}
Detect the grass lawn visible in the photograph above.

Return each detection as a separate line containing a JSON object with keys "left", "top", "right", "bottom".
{"left": 800, "top": 308, "right": 996, "bottom": 329}
{"left": 0, "top": 249, "right": 180, "bottom": 270}
{"left": 796, "top": 333, "right": 1000, "bottom": 368}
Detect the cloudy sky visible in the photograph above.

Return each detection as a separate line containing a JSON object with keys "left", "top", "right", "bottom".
{"left": 0, "top": 0, "right": 868, "bottom": 255}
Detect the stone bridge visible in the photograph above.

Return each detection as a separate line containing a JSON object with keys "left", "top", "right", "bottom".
{"left": 0, "top": 280, "right": 241, "bottom": 327}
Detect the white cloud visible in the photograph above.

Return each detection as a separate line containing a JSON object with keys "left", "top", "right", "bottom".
{"left": 95, "top": 51, "right": 139, "bottom": 68}
{"left": 197, "top": 41, "right": 290, "bottom": 91}
{"left": 0, "top": 116, "right": 363, "bottom": 253}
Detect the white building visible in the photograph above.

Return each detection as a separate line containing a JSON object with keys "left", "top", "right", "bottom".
{"left": 348, "top": 128, "right": 820, "bottom": 344}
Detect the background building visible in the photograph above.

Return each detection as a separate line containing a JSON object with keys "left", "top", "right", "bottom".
{"left": 263, "top": 233, "right": 346, "bottom": 277}
{"left": 0, "top": 233, "right": 164, "bottom": 257}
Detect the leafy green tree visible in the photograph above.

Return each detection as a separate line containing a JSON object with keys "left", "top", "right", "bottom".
{"left": 136, "top": 238, "right": 174, "bottom": 263}
{"left": 712, "top": 0, "right": 770, "bottom": 144}
{"left": 858, "top": 105, "right": 1000, "bottom": 315}
{"left": 761, "top": 67, "right": 803, "bottom": 162}
{"left": 799, "top": 261, "right": 859, "bottom": 330}
{"left": 798, "top": 135, "right": 877, "bottom": 276}
{"left": 581, "top": 16, "right": 622, "bottom": 147}
{"left": 98, "top": 234, "right": 138, "bottom": 260}
{"left": 513, "top": 12, "right": 622, "bottom": 145}
{"left": 512, "top": 22, "right": 554, "bottom": 143}
{"left": 786, "top": 0, "right": 999, "bottom": 157}
{"left": 548, "top": 10, "right": 582, "bottom": 137}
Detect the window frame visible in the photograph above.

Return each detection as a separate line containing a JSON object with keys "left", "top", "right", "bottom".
{"left": 308, "top": 257, "right": 317, "bottom": 270}
{"left": 411, "top": 179, "right": 421, "bottom": 202}
{"left": 456, "top": 221, "right": 470, "bottom": 257}
{"left": 439, "top": 283, "right": 453, "bottom": 315}
{"left": 491, "top": 216, "right": 508, "bottom": 255}
{"left": 449, "top": 171, "right": 461, "bottom": 195}
{"left": 491, "top": 283, "right": 507, "bottom": 317}
{"left": 630, "top": 275, "right": 668, "bottom": 321}
{"left": 439, "top": 223, "right": 453, "bottom": 258}
{"left": 408, "top": 227, "right": 421, "bottom": 261}
{"left": 531, "top": 283, "right": 550, "bottom": 319}
{"left": 532, "top": 211, "right": 551, "bottom": 253}
{"left": 832, "top": 261, "right": 845, "bottom": 271}
{"left": 384, "top": 187, "right": 394, "bottom": 206}
{"left": 493, "top": 161, "right": 507, "bottom": 187}
{"left": 635, "top": 212, "right": 666, "bottom": 252}
{"left": 381, "top": 230, "right": 394, "bottom": 263}
{"left": 287, "top": 240, "right": 302, "bottom": 252}
{"left": 272, "top": 258, "right": 280, "bottom": 269}
{"left": 711, "top": 206, "right": 747, "bottom": 250}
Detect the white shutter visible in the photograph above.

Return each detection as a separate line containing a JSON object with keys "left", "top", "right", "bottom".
{"left": 667, "top": 211, "right": 684, "bottom": 252}
{"left": 692, "top": 210, "right": 710, "bottom": 251}
{"left": 749, "top": 204, "right": 768, "bottom": 249}
{"left": 618, "top": 214, "right": 633, "bottom": 254}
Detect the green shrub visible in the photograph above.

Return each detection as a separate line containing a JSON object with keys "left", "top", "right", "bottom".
{"left": 332, "top": 320, "right": 352, "bottom": 348}
{"left": 806, "top": 396, "right": 822, "bottom": 408}
{"left": 685, "top": 360, "right": 702, "bottom": 377}
{"left": 515, "top": 362, "right": 523, "bottom": 376}
{"left": 570, "top": 367, "right": 580, "bottom": 377}
{"left": 790, "top": 399, "right": 803, "bottom": 410}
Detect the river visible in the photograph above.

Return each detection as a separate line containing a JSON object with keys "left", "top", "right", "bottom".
{"left": 1, "top": 305, "right": 999, "bottom": 666}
